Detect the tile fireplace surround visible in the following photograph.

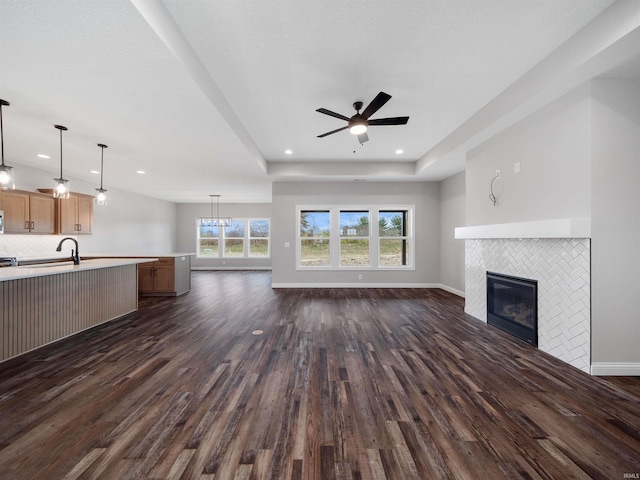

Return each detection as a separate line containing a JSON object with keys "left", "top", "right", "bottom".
{"left": 455, "top": 219, "right": 591, "bottom": 373}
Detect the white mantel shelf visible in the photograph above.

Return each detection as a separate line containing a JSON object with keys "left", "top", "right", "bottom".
{"left": 455, "top": 218, "right": 591, "bottom": 240}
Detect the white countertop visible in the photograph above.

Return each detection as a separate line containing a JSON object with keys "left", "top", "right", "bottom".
{"left": 0, "top": 258, "right": 156, "bottom": 282}
{"left": 82, "top": 253, "right": 195, "bottom": 258}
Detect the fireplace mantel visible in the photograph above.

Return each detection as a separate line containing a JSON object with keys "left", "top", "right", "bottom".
{"left": 454, "top": 217, "right": 591, "bottom": 240}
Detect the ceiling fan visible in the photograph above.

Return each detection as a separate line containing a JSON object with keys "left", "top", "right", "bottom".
{"left": 316, "top": 91, "right": 409, "bottom": 144}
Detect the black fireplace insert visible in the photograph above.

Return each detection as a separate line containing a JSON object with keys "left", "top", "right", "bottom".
{"left": 486, "top": 272, "right": 538, "bottom": 346}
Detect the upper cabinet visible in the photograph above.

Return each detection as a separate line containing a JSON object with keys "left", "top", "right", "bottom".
{"left": 0, "top": 190, "right": 56, "bottom": 234}
{"left": 58, "top": 193, "right": 93, "bottom": 235}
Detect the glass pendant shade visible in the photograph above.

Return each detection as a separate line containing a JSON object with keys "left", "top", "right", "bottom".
{"left": 197, "top": 194, "right": 231, "bottom": 227}
{"left": 198, "top": 217, "right": 231, "bottom": 228}
{"left": 0, "top": 165, "right": 15, "bottom": 190}
{"left": 95, "top": 188, "right": 107, "bottom": 206}
{"left": 53, "top": 178, "right": 70, "bottom": 199}
{"left": 0, "top": 99, "right": 15, "bottom": 190}
{"left": 95, "top": 143, "right": 108, "bottom": 205}
{"left": 53, "top": 125, "right": 69, "bottom": 199}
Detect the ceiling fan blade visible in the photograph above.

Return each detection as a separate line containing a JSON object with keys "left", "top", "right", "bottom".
{"left": 357, "top": 132, "right": 369, "bottom": 144}
{"left": 368, "top": 116, "right": 409, "bottom": 126}
{"left": 361, "top": 91, "right": 391, "bottom": 119}
{"left": 316, "top": 108, "right": 350, "bottom": 121}
{"left": 317, "top": 125, "right": 348, "bottom": 138}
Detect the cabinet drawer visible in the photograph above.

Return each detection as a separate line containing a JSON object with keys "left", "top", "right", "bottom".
{"left": 155, "top": 257, "right": 175, "bottom": 266}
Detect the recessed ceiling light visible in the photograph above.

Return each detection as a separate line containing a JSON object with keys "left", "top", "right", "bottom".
{"left": 285, "top": 149, "right": 293, "bottom": 155}
{"left": 37, "top": 154, "right": 50, "bottom": 159}
{"left": 395, "top": 149, "right": 404, "bottom": 155}
{"left": 90, "top": 170, "right": 100, "bottom": 174}
{"left": 136, "top": 170, "right": 146, "bottom": 175}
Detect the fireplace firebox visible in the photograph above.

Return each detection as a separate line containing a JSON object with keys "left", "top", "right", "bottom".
{"left": 487, "top": 272, "right": 538, "bottom": 346}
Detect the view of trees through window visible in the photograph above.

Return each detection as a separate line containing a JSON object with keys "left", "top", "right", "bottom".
{"left": 300, "top": 210, "right": 330, "bottom": 266}
{"left": 197, "top": 218, "right": 270, "bottom": 258}
{"left": 299, "top": 207, "right": 412, "bottom": 268}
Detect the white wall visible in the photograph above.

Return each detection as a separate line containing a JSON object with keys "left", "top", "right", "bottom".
{"left": 271, "top": 181, "right": 440, "bottom": 286}
{"left": 0, "top": 164, "right": 176, "bottom": 256}
{"left": 176, "top": 202, "right": 272, "bottom": 269}
{"left": 463, "top": 79, "right": 640, "bottom": 373}
{"left": 590, "top": 78, "right": 640, "bottom": 367}
{"left": 439, "top": 171, "right": 465, "bottom": 295}
{"left": 465, "top": 82, "right": 592, "bottom": 226}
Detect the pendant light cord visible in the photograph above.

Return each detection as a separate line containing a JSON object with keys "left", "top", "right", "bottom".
{"left": 0, "top": 101, "right": 5, "bottom": 167}
{"left": 100, "top": 145, "right": 104, "bottom": 189}
{"left": 59, "top": 128, "right": 63, "bottom": 178}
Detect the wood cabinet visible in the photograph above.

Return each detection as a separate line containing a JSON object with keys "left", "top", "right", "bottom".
{"left": 37, "top": 190, "right": 94, "bottom": 235}
{"left": 0, "top": 190, "right": 55, "bottom": 234}
{"left": 137, "top": 256, "right": 191, "bottom": 296}
{"left": 58, "top": 193, "right": 93, "bottom": 234}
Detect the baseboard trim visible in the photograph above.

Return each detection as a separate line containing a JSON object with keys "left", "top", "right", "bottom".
{"left": 272, "top": 283, "right": 444, "bottom": 289}
{"left": 590, "top": 362, "right": 640, "bottom": 376}
{"left": 191, "top": 267, "right": 272, "bottom": 271}
{"left": 438, "top": 284, "right": 465, "bottom": 298}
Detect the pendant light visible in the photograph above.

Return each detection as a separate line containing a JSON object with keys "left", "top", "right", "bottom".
{"left": 198, "top": 194, "right": 231, "bottom": 227}
{"left": 53, "top": 125, "right": 70, "bottom": 199}
{"left": 95, "top": 143, "right": 108, "bottom": 205}
{"left": 0, "top": 99, "right": 15, "bottom": 190}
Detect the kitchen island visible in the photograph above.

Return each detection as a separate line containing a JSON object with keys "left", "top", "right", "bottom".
{"left": 83, "top": 253, "right": 195, "bottom": 296}
{"left": 0, "top": 258, "right": 155, "bottom": 362}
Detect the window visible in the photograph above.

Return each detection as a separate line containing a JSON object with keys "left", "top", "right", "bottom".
{"left": 197, "top": 218, "right": 270, "bottom": 258}
{"left": 249, "top": 219, "right": 270, "bottom": 257}
{"left": 340, "top": 210, "right": 369, "bottom": 266}
{"left": 198, "top": 225, "right": 219, "bottom": 257}
{"left": 299, "top": 210, "right": 330, "bottom": 266}
{"left": 379, "top": 210, "right": 409, "bottom": 266}
{"left": 224, "top": 220, "right": 245, "bottom": 257}
{"left": 297, "top": 206, "right": 413, "bottom": 270}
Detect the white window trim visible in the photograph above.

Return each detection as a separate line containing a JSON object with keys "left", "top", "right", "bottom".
{"left": 196, "top": 217, "right": 271, "bottom": 259}
{"left": 248, "top": 218, "right": 271, "bottom": 258}
{"left": 297, "top": 205, "right": 415, "bottom": 271}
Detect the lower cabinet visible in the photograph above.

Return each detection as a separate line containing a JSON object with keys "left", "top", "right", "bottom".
{"left": 138, "top": 256, "right": 191, "bottom": 296}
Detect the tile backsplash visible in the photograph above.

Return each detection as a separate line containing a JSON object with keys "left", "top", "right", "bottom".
{"left": 0, "top": 235, "right": 77, "bottom": 259}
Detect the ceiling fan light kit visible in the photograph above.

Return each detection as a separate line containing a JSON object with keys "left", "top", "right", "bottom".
{"left": 316, "top": 91, "right": 409, "bottom": 144}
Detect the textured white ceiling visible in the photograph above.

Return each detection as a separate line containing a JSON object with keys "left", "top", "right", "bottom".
{"left": 0, "top": 0, "right": 636, "bottom": 203}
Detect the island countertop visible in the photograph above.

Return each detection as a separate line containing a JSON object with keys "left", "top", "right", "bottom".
{"left": 82, "top": 253, "right": 195, "bottom": 258}
{"left": 0, "top": 258, "right": 157, "bottom": 282}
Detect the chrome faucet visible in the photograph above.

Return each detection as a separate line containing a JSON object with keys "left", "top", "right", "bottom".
{"left": 56, "top": 237, "right": 80, "bottom": 265}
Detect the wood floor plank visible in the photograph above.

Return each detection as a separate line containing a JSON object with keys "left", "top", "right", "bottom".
{"left": 0, "top": 271, "right": 638, "bottom": 479}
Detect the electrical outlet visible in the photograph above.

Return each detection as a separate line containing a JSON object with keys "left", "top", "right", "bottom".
{"left": 514, "top": 162, "right": 521, "bottom": 174}
{"left": 495, "top": 169, "right": 501, "bottom": 179}
{"left": 358, "top": 274, "right": 363, "bottom": 280}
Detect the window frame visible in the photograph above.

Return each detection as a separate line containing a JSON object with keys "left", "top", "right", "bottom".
{"left": 339, "top": 209, "right": 371, "bottom": 267}
{"left": 298, "top": 209, "right": 332, "bottom": 269}
{"left": 296, "top": 205, "right": 414, "bottom": 271}
{"left": 248, "top": 218, "right": 271, "bottom": 258}
{"left": 196, "top": 217, "right": 271, "bottom": 259}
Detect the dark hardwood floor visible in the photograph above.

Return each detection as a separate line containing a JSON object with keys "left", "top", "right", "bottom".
{"left": 0, "top": 271, "right": 638, "bottom": 479}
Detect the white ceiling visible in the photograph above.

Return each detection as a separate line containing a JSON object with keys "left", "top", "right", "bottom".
{"left": 1, "top": 0, "right": 638, "bottom": 204}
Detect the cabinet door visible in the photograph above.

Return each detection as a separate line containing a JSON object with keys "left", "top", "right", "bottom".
{"left": 29, "top": 195, "right": 55, "bottom": 234}
{"left": 1, "top": 191, "right": 30, "bottom": 233}
{"left": 153, "top": 266, "right": 175, "bottom": 292}
{"left": 76, "top": 195, "right": 93, "bottom": 234}
{"left": 138, "top": 265, "right": 155, "bottom": 292}
{"left": 58, "top": 195, "right": 79, "bottom": 234}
